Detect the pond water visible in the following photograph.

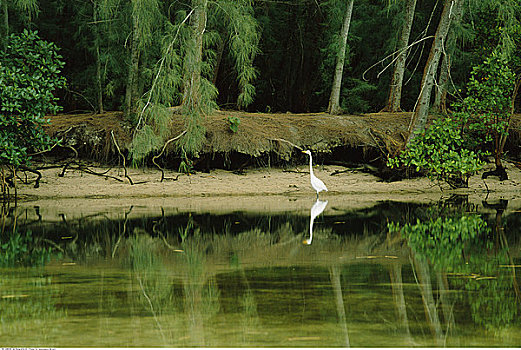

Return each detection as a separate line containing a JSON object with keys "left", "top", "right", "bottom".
{"left": 1, "top": 196, "right": 521, "bottom": 347}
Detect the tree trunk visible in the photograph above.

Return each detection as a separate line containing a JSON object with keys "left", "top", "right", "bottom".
{"left": 383, "top": 0, "right": 417, "bottom": 113}
{"left": 433, "top": 55, "right": 449, "bottom": 113}
{"left": 211, "top": 38, "right": 225, "bottom": 86}
{"left": 433, "top": 0, "right": 464, "bottom": 113}
{"left": 93, "top": 1, "right": 104, "bottom": 114}
{"left": 407, "top": 0, "right": 459, "bottom": 145}
{"left": 125, "top": 11, "right": 140, "bottom": 118}
{"left": 327, "top": 0, "right": 354, "bottom": 115}
{"left": 182, "top": 0, "right": 208, "bottom": 112}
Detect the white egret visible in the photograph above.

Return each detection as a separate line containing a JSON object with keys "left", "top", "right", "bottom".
{"left": 304, "top": 199, "right": 328, "bottom": 245}
{"left": 302, "top": 150, "right": 328, "bottom": 199}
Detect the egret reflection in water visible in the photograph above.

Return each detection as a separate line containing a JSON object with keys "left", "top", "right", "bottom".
{"left": 303, "top": 199, "right": 328, "bottom": 245}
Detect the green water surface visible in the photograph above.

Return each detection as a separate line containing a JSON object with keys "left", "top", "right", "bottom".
{"left": 1, "top": 199, "right": 520, "bottom": 347}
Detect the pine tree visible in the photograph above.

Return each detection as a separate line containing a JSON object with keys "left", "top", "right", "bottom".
{"left": 130, "top": 0, "right": 259, "bottom": 161}
{"left": 124, "top": 0, "right": 162, "bottom": 119}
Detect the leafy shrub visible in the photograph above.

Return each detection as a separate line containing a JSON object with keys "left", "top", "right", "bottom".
{"left": 178, "top": 157, "right": 194, "bottom": 174}
{"left": 390, "top": 213, "right": 518, "bottom": 332}
{"left": 388, "top": 117, "right": 484, "bottom": 188}
{"left": 452, "top": 52, "right": 515, "bottom": 167}
{"left": 388, "top": 53, "right": 516, "bottom": 187}
{"left": 0, "top": 30, "right": 66, "bottom": 167}
{"left": 456, "top": 53, "right": 515, "bottom": 139}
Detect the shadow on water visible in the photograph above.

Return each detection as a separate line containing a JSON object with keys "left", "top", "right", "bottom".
{"left": 0, "top": 195, "right": 521, "bottom": 347}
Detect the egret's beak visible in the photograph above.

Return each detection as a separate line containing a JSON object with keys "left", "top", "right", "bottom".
{"left": 301, "top": 150, "right": 306, "bottom": 153}
{"left": 303, "top": 239, "right": 311, "bottom": 245}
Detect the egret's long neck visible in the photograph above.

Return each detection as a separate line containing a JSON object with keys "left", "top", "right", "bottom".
{"left": 308, "top": 155, "right": 314, "bottom": 176}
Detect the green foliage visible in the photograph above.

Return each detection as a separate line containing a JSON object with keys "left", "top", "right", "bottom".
{"left": 0, "top": 229, "right": 53, "bottom": 267}
{"left": 130, "top": 0, "right": 163, "bottom": 51}
{"left": 340, "top": 77, "right": 377, "bottom": 113}
{"left": 129, "top": 101, "right": 174, "bottom": 164}
{"left": 388, "top": 214, "right": 490, "bottom": 272}
{"left": 0, "top": 30, "right": 66, "bottom": 167}
{"left": 178, "top": 158, "right": 194, "bottom": 174}
{"left": 227, "top": 115, "right": 240, "bottom": 133}
{"left": 126, "top": 234, "right": 161, "bottom": 271}
{"left": 129, "top": 122, "right": 167, "bottom": 165}
{"left": 317, "top": 0, "right": 395, "bottom": 113}
{"left": 318, "top": 0, "right": 352, "bottom": 102}
{"left": 390, "top": 211, "right": 519, "bottom": 331}
{"left": 388, "top": 52, "right": 517, "bottom": 188}
{"left": 178, "top": 215, "right": 196, "bottom": 242}
{"left": 453, "top": 52, "right": 515, "bottom": 145}
{"left": 179, "top": 104, "right": 211, "bottom": 157}
{"left": 130, "top": 0, "right": 258, "bottom": 161}
{"left": 1, "top": 0, "right": 39, "bottom": 47}
{"left": 388, "top": 117, "right": 484, "bottom": 188}
{"left": 11, "top": 0, "right": 38, "bottom": 17}
{"left": 218, "top": 0, "right": 259, "bottom": 109}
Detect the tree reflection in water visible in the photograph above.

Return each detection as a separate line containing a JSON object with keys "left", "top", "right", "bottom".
{"left": 1, "top": 198, "right": 520, "bottom": 347}
{"left": 390, "top": 199, "right": 521, "bottom": 343}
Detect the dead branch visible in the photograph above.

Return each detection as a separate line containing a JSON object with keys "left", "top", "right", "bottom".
{"left": 77, "top": 164, "right": 125, "bottom": 182}
{"left": 268, "top": 138, "right": 303, "bottom": 151}
{"left": 66, "top": 145, "right": 79, "bottom": 159}
{"left": 42, "top": 238, "right": 65, "bottom": 253}
{"left": 112, "top": 206, "right": 133, "bottom": 258}
{"left": 330, "top": 169, "right": 352, "bottom": 176}
{"left": 59, "top": 161, "right": 124, "bottom": 182}
{"left": 110, "top": 130, "right": 133, "bottom": 185}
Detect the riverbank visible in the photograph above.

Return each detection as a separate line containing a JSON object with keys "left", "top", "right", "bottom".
{"left": 7, "top": 110, "right": 521, "bottom": 215}
{"left": 42, "top": 110, "right": 521, "bottom": 170}
{"left": 13, "top": 159, "right": 521, "bottom": 218}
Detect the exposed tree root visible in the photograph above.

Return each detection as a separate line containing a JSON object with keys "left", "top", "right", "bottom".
{"left": 481, "top": 166, "right": 508, "bottom": 181}
{"left": 17, "top": 165, "right": 42, "bottom": 188}
{"left": 111, "top": 130, "right": 133, "bottom": 185}
{"left": 152, "top": 130, "right": 187, "bottom": 182}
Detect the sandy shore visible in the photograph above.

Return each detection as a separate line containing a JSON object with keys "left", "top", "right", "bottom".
{"left": 10, "top": 160, "right": 521, "bottom": 219}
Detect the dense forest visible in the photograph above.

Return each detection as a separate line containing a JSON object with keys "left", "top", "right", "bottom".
{"left": 3, "top": 0, "right": 516, "bottom": 113}
{"left": 1, "top": 0, "right": 521, "bottom": 191}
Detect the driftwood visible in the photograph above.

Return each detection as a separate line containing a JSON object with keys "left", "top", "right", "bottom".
{"left": 60, "top": 161, "right": 124, "bottom": 182}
